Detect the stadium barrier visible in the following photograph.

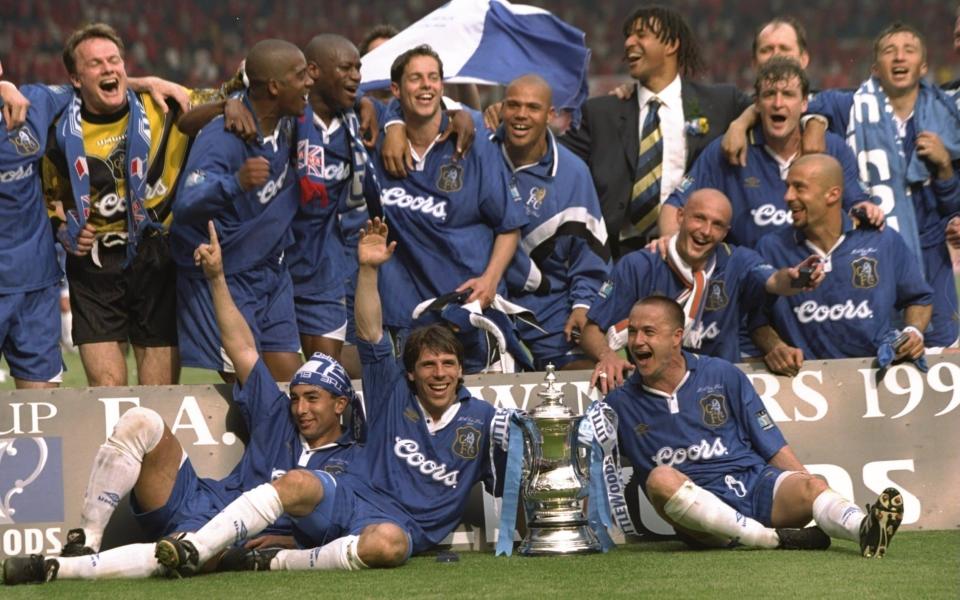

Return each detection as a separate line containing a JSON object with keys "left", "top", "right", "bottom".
{"left": 1, "top": 355, "right": 957, "bottom": 558}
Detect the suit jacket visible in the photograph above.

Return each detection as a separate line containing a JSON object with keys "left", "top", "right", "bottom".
{"left": 561, "top": 79, "right": 749, "bottom": 258}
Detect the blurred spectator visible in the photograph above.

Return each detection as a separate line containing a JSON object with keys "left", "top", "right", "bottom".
{"left": 2, "top": 1, "right": 955, "bottom": 92}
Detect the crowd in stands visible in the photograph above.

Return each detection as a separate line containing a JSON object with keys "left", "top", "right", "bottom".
{"left": 3, "top": 0, "right": 957, "bottom": 91}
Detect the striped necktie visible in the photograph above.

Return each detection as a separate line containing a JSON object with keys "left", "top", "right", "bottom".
{"left": 629, "top": 98, "right": 663, "bottom": 241}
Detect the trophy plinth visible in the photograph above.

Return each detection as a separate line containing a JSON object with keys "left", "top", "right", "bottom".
{"left": 518, "top": 365, "right": 600, "bottom": 555}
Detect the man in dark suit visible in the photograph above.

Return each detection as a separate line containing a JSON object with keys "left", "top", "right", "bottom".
{"left": 561, "top": 5, "right": 748, "bottom": 258}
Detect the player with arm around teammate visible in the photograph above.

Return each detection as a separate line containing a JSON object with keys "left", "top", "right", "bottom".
{"left": 1, "top": 222, "right": 360, "bottom": 585}
{"left": 599, "top": 295, "right": 903, "bottom": 556}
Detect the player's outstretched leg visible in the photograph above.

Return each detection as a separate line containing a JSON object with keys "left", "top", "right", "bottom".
{"left": 812, "top": 486, "right": 903, "bottom": 557}
{"left": 649, "top": 469, "right": 780, "bottom": 548}
{"left": 859, "top": 487, "right": 904, "bottom": 558}
{"left": 216, "top": 538, "right": 369, "bottom": 573}
{"left": 66, "top": 407, "right": 168, "bottom": 555}
{"left": 1, "top": 555, "right": 59, "bottom": 585}
{"left": 3, "top": 543, "right": 167, "bottom": 584}
{"left": 155, "top": 481, "right": 286, "bottom": 577}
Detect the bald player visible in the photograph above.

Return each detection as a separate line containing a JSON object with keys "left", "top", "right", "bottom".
{"left": 286, "top": 34, "right": 382, "bottom": 366}
{"left": 494, "top": 74, "right": 609, "bottom": 370}
{"left": 170, "top": 39, "right": 312, "bottom": 382}
{"left": 752, "top": 154, "right": 932, "bottom": 375}
{"left": 581, "top": 187, "right": 823, "bottom": 393}
{"left": 601, "top": 295, "right": 905, "bottom": 557}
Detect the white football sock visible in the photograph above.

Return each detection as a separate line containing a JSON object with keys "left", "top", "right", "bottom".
{"left": 663, "top": 480, "right": 779, "bottom": 548}
{"left": 56, "top": 544, "right": 161, "bottom": 579}
{"left": 78, "top": 407, "right": 165, "bottom": 551}
{"left": 185, "top": 483, "right": 284, "bottom": 564}
{"left": 812, "top": 489, "right": 864, "bottom": 542}
{"left": 272, "top": 535, "right": 367, "bottom": 571}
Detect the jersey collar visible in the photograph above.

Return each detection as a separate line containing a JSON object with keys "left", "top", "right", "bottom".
{"left": 628, "top": 350, "right": 701, "bottom": 391}
{"left": 492, "top": 127, "right": 558, "bottom": 178}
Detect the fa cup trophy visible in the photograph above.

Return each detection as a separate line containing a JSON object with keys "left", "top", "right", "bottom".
{"left": 518, "top": 365, "right": 600, "bottom": 555}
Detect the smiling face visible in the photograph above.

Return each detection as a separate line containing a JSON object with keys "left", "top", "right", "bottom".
{"left": 872, "top": 30, "right": 927, "bottom": 97}
{"left": 501, "top": 78, "right": 554, "bottom": 159}
{"left": 392, "top": 54, "right": 442, "bottom": 123}
{"left": 273, "top": 50, "right": 312, "bottom": 118}
{"left": 754, "top": 22, "right": 809, "bottom": 69}
{"left": 757, "top": 75, "right": 807, "bottom": 144}
{"left": 623, "top": 18, "right": 678, "bottom": 85}
{"left": 784, "top": 159, "right": 841, "bottom": 231}
{"left": 407, "top": 348, "right": 462, "bottom": 415}
{"left": 289, "top": 384, "right": 347, "bottom": 447}
{"left": 627, "top": 301, "right": 684, "bottom": 383}
{"left": 309, "top": 43, "right": 361, "bottom": 115}
{"left": 675, "top": 189, "right": 731, "bottom": 270}
{"left": 70, "top": 37, "right": 128, "bottom": 115}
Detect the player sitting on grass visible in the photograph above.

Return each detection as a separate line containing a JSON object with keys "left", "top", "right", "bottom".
{"left": 1, "top": 221, "right": 360, "bottom": 585}
{"left": 150, "top": 218, "right": 510, "bottom": 575}
{"left": 596, "top": 295, "right": 903, "bottom": 557}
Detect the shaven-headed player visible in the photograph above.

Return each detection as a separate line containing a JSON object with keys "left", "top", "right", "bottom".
{"left": 152, "top": 219, "right": 508, "bottom": 575}
{"left": 287, "top": 34, "right": 381, "bottom": 364}
{"left": 171, "top": 39, "right": 312, "bottom": 383}
{"left": 1, "top": 221, "right": 359, "bottom": 585}
{"left": 752, "top": 154, "right": 932, "bottom": 375}
{"left": 496, "top": 74, "right": 609, "bottom": 370}
{"left": 602, "top": 295, "right": 904, "bottom": 556}
{"left": 582, "top": 188, "right": 823, "bottom": 393}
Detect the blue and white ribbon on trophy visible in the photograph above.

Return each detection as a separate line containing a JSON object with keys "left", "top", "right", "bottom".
{"left": 494, "top": 410, "right": 534, "bottom": 556}
{"left": 582, "top": 400, "right": 638, "bottom": 541}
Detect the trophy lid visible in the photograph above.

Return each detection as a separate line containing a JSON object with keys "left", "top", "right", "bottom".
{"left": 530, "top": 364, "right": 575, "bottom": 418}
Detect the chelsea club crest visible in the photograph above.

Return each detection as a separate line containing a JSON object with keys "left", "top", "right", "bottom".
{"left": 452, "top": 425, "right": 481, "bottom": 459}
{"left": 851, "top": 256, "right": 879, "bottom": 289}
{"left": 525, "top": 187, "right": 547, "bottom": 216}
{"left": 699, "top": 393, "right": 729, "bottom": 427}
{"left": 10, "top": 126, "right": 40, "bottom": 156}
{"left": 437, "top": 163, "right": 464, "bottom": 192}
{"left": 704, "top": 280, "right": 729, "bottom": 311}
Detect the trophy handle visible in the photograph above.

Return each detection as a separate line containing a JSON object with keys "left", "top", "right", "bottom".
{"left": 570, "top": 419, "right": 590, "bottom": 490}
{"left": 521, "top": 426, "right": 535, "bottom": 482}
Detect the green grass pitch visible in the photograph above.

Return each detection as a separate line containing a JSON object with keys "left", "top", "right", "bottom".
{"left": 3, "top": 531, "right": 959, "bottom": 598}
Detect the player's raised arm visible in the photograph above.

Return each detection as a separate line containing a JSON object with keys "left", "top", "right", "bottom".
{"left": 196, "top": 220, "right": 258, "bottom": 384}
{"left": 354, "top": 218, "right": 397, "bottom": 344}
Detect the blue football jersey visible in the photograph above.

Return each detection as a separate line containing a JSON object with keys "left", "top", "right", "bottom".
{"left": 498, "top": 130, "right": 609, "bottom": 317}
{"left": 665, "top": 125, "right": 868, "bottom": 248}
{"left": 371, "top": 115, "right": 528, "bottom": 329}
{"left": 171, "top": 96, "right": 298, "bottom": 277}
{"left": 587, "top": 244, "right": 775, "bottom": 362}
{"left": 604, "top": 351, "right": 787, "bottom": 487}
{"left": 287, "top": 107, "right": 381, "bottom": 296}
{"left": 204, "top": 358, "right": 358, "bottom": 533}
{"left": 352, "top": 335, "right": 496, "bottom": 554}
{"left": 755, "top": 220, "right": 933, "bottom": 358}
{"left": 287, "top": 112, "right": 352, "bottom": 295}
{"left": 0, "top": 84, "right": 73, "bottom": 293}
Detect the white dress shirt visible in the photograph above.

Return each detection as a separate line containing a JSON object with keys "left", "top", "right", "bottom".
{"left": 636, "top": 74, "right": 687, "bottom": 204}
